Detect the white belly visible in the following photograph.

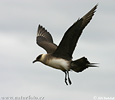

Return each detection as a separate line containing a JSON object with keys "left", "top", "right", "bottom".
{"left": 40, "top": 54, "right": 71, "bottom": 71}
{"left": 46, "top": 58, "right": 70, "bottom": 71}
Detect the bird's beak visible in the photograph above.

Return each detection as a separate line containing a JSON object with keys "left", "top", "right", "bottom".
{"left": 33, "top": 60, "right": 37, "bottom": 63}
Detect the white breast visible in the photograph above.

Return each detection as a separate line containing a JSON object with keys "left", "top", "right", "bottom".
{"left": 40, "top": 54, "right": 70, "bottom": 71}
{"left": 47, "top": 58, "right": 70, "bottom": 71}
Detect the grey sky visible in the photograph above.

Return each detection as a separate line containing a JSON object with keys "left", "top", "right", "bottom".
{"left": 0, "top": 0, "right": 115, "bottom": 100}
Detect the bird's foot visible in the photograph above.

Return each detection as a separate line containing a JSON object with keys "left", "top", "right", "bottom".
{"left": 65, "top": 78, "right": 68, "bottom": 85}
{"left": 68, "top": 77, "right": 72, "bottom": 85}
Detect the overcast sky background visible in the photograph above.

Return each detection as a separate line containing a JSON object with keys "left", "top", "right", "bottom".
{"left": 0, "top": 0, "right": 115, "bottom": 100}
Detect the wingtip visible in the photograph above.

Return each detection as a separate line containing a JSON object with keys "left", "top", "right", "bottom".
{"left": 93, "top": 3, "right": 98, "bottom": 11}
{"left": 38, "top": 24, "right": 42, "bottom": 29}
{"left": 96, "top": 3, "right": 99, "bottom": 7}
{"left": 37, "top": 24, "right": 41, "bottom": 31}
{"left": 37, "top": 24, "right": 45, "bottom": 33}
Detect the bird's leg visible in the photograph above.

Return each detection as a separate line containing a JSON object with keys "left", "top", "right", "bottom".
{"left": 67, "top": 71, "right": 72, "bottom": 85}
{"left": 64, "top": 71, "right": 68, "bottom": 85}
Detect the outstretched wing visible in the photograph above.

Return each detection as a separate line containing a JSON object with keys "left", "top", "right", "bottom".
{"left": 36, "top": 25, "right": 57, "bottom": 53}
{"left": 53, "top": 4, "right": 98, "bottom": 60}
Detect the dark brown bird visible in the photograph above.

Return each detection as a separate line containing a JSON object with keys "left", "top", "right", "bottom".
{"left": 33, "top": 4, "right": 98, "bottom": 85}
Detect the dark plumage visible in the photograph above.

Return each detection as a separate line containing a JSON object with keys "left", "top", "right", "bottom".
{"left": 33, "top": 4, "right": 98, "bottom": 85}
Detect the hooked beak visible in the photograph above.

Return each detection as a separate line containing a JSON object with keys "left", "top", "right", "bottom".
{"left": 87, "top": 63, "right": 99, "bottom": 67}
{"left": 33, "top": 60, "right": 37, "bottom": 63}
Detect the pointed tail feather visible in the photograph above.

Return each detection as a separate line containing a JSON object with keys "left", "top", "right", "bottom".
{"left": 87, "top": 63, "right": 99, "bottom": 67}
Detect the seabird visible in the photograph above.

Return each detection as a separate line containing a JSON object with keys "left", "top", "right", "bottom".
{"left": 33, "top": 4, "right": 98, "bottom": 85}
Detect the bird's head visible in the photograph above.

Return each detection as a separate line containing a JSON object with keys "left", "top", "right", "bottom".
{"left": 33, "top": 54, "right": 42, "bottom": 63}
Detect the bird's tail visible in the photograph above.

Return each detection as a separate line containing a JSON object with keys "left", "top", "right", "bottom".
{"left": 70, "top": 57, "right": 98, "bottom": 72}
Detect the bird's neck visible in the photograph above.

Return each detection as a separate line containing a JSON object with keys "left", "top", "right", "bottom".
{"left": 40, "top": 54, "right": 48, "bottom": 62}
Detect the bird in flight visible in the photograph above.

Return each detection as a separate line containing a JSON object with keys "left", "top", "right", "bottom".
{"left": 33, "top": 4, "right": 98, "bottom": 85}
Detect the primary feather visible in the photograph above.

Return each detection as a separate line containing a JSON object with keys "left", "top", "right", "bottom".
{"left": 37, "top": 25, "right": 57, "bottom": 53}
